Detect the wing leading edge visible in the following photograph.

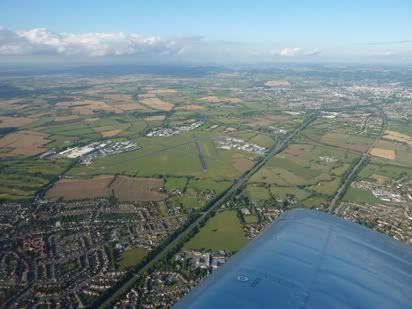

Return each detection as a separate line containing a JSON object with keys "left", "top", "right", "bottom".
{"left": 173, "top": 208, "right": 412, "bottom": 308}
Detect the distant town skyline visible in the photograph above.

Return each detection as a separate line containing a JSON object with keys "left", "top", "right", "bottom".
{"left": 0, "top": 0, "right": 411, "bottom": 64}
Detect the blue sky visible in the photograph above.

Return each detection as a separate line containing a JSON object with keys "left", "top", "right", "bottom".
{"left": 0, "top": 0, "right": 411, "bottom": 63}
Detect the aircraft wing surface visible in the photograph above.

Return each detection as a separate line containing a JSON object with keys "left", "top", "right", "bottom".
{"left": 174, "top": 209, "right": 412, "bottom": 308}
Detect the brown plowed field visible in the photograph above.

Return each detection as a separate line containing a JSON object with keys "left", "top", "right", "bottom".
{"left": 46, "top": 176, "right": 167, "bottom": 201}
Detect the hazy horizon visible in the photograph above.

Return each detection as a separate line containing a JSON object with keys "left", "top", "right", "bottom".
{"left": 0, "top": 0, "right": 411, "bottom": 65}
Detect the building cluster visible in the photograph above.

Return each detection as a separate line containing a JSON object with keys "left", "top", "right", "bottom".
{"left": 338, "top": 112, "right": 383, "bottom": 135}
{"left": 233, "top": 82, "right": 412, "bottom": 112}
{"left": 0, "top": 198, "right": 185, "bottom": 307}
{"left": 319, "top": 156, "right": 338, "bottom": 163}
{"left": 351, "top": 180, "right": 410, "bottom": 203}
{"left": 115, "top": 271, "right": 196, "bottom": 309}
{"left": 218, "top": 137, "right": 267, "bottom": 155}
{"left": 243, "top": 207, "right": 283, "bottom": 239}
{"left": 146, "top": 121, "right": 203, "bottom": 137}
{"left": 269, "top": 126, "right": 288, "bottom": 135}
{"left": 337, "top": 202, "right": 412, "bottom": 246}
{"left": 81, "top": 141, "right": 140, "bottom": 165}
{"left": 57, "top": 140, "right": 139, "bottom": 162}
{"left": 175, "top": 250, "right": 230, "bottom": 270}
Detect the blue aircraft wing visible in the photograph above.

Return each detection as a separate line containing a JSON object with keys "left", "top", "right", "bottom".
{"left": 174, "top": 208, "right": 412, "bottom": 308}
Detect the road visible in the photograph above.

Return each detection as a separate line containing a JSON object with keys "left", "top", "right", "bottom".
{"left": 329, "top": 109, "right": 387, "bottom": 214}
{"left": 193, "top": 135, "right": 208, "bottom": 171}
{"left": 96, "top": 112, "right": 317, "bottom": 308}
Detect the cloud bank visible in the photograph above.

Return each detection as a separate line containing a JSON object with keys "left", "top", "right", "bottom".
{"left": 270, "top": 47, "right": 320, "bottom": 57}
{"left": 367, "top": 51, "right": 394, "bottom": 57}
{"left": 0, "top": 28, "right": 183, "bottom": 57}
{"left": 1, "top": 27, "right": 406, "bottom": 63}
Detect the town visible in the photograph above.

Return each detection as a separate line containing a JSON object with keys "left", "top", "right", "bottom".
{"left": 146, "top": 121, "right": 204, "bottom": 137}
{"left": 218, "top": 137, "right": 267, "bottom": 155}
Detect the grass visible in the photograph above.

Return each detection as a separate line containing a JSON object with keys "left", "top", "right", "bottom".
{"left": 266, "top": 157, "right": 321, "bottom": 180}
{"left": 118, "top": 246, "right": 148, "bottom": 270}
{"left": 299, "top": 196, "right": 328, "bottom": 208}
{"left": 0, "top": 157, "right": 71, "bottom": 201}
{"left": 269, "top": 186, "right": 311, "bottom": 201}
{"left": 387, "top": 119, "right": 412, "bottom": 135}
{"left": 69, "top": 131, "right": 246, "bottom": 180}
{"left": 187, "top": 178, "right": 231, "bottom": 194}
{"left": 246, "top": 184, "right": 271, "bottom": 201}
{"left": 244, "top": 214, "right": 258, "bottom": 224}
{"left": 307, "top": 177, "right": 342, "bottom": 195}
{"left": 159, "top": 202, "right": 168, "bottom": 215}
{"left": 179, "top": 190, "right": 204, "bottom": 209}
{"left": 359, "top": 163, "right": 412, "bottom": 180}
{"left": 165, "top": 176, "right": 188, "bottom": 192}
{"left": 184, "top": 210, "right": 248, "bottom": 252}
{"left": 249, "top": 134, "right": 274, "bottom": 148}
{"left": 343, "top": 187, "right": 380, "bottom": 204}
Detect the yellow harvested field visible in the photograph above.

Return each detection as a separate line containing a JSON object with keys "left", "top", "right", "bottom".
{"left": 199, "top": 96, "right": 241, "bottom": 103}
{"left": 284, "top": 111, "right": 302, "bottom": 115}
{"left": 248, "top": 115, "right": 289, "bottom": 126}
{"left": 0, "top": 116, "right": 37, "bottom": 128}
{"left": 0, "top": 99, "right": 26, "bottom": 110}
{"left": 147, "top": 88, "right": 176, "bottom": 94}
{"left": 383, "top": 130, "right": 412, "bottom": 145}
{"left": 46, "top": 176, "right": 167, "bottom": 201}
{"left": 55, "top": 101, "right": 74, "bottom": 108}
{"left": 103, "top": 94, "right": 133, "bottom": 102}
{"left": 233, "top": 158, "right": 254, "bottom": 173}
{"left": 46, "top": 176, "right": 113, "bottom": 200}
{"left": 115, "top": 103, "right": 150, "bottom": 111}
{"left": 371, "top": 174, "right": 390, "bottom": 184}
{"left": 140, "top": 93, "right": 157, "bottom": 99}
{"left": 54, "top": 115, "right": 80, "bottom": 122}
{"left": 284, "top": 144, "right": 309, "bottom": 157}
{"left": 112, "top": 177, "right": 167, "bottom": 201}
{"left": 200, "top": 96, "right": 220, "bottom": 103}
{"left": 0, "top": 131, "right": 48, "bottom": 156}
{"left": 72, "top": 100, "right": 123, "bottom": 114}
{"left": 175, "top": 105, "right": 205, "bottom": 111}
{"left": 140, "top": 97, "right": 174, "bottom": 111}
{"left": 370, "top": 148, "right": 396, "bottom": 160}
{"left": 93, "top": 126, "right": 123, "bottom": 137}
{"left": 74, "top": 107, "right": 95, "bottom": 115}
{"left": 101, "top": 129, "right": 123, "bottom": 137}
{"left": 264, "top": 80, "right": 290, "bottom": 87}
{"left": 144, "top": 115, "right": 166, "bottom": 121}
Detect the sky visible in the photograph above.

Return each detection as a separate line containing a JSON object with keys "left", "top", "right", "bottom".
{"left": 0, "top": 0, "right": 411, "bottom": 64}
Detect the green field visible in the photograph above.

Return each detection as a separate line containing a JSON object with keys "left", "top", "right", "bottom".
{"left": 343, "top": 187, "right": 380, "bottom": 203}
{"left": 359, "top": 163, "right": 412, "bottom": 180}
{"left": 118, "top": 246, "right": 148, "bottom": 270}
{"left": 165, "top": 177, "right": 188, "bottom": 192}
{"left": 247, "top": 141, "right": 359, "bottom": 208}
{"left": 0, "top": 157, "right": 71, "bottom": 200}
{"left": 68, "top": 131, "right": 247, "bottom": 180}
{"left": 244, "top": 214, "right": 258, "bottom": 224}
{"left": 246, "top": 184, "right": 271, "bottom": 201}
{"left": 269, "top": 186, "right": 311, "bottom": 201}
{"left": 184, "top": 210, "right": 248, "bottom": 252}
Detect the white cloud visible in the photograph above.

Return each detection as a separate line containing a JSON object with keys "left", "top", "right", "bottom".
{"left": 270, "top": 47, "right": 320, "bottom": 57}
{"left": 0, "top": 27, "right": 183, "bottom": 57}
{"left": 367, "top": 50, "right": 394, "bottom": 57}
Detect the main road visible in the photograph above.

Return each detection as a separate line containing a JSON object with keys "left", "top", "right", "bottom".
{"left": 97, "top": 112, "right": 318, "bottom": 308}
{"left": 329, "top": 109, "right": 387, "bottom": 214}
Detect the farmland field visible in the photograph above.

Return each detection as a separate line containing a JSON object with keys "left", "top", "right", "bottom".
{"left": 184, "top": 210, "right": 247, "bottom": 252}
{"left": 46, "top": 176, "right": 167, "bottom": 201}
{"left": 118, "top": 247, "right": 148, "bottom": 270}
